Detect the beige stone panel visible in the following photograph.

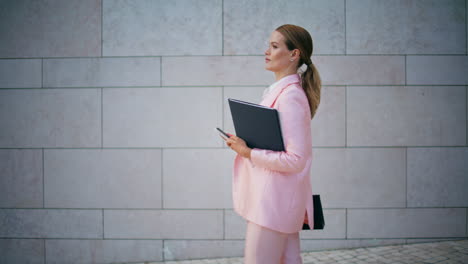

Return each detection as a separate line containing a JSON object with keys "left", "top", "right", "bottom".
{"left": 0, "top": 89, "right": 101, "bottom": 148}
{"left": 0, "top": 0, "right": 101, "bottom": 58}
{"left": 348, "top": 208, "right": 467, "bottom": 238}
{"left": 407, "top": 147, "right": 468, "bottom": 207}
{"left": 43, "top": 57, "right": 161, "bottom": 87}
{"left": 0, "top": 59, "right": 41, "bottom": 88}
{"left": 104, "top": 210, "right": 223, "bottom": 239}
{"left": 162, "top": 56, "right": 273, "bottom": 86}
{"left": 163, "top": 149, "right": 235, "bottom": 209}
{"left": 224, "top": 0, "right": 345, "bottom": 55}
{"left": 347, "top": 0, "right": 466, "bottom": 54}
{"left": 311, "top": 86, "right": 346, "bottom": 146}
{"left": 0, "top": 149, "right": 43, "bottom": 208}
{"left": 0, "top": 209, "right": 102, "bottom": 239}
{"left": 311, "top": 148, "right": 406, "bottom": 208}
{"left": 44, "top": 149, "right": 162, "bottom": 208}
{"left": 0, "top": 239, "right": 44, "bottom": 264}
{"left": 347, "top": 86, "right": 466, "bottom": 146}
{"left": 103, "top": 87, "right": 222, "bottom": 147}
{"left": 407, "top": 56, "right": 468, "bottom": 85}
{"left": 103, "top": 0, "right": 222, "bottom": 56}
{"left": 314, "top": 56, "right": 405, "bottom": 85}
{"left": 46, "top": 239, "right": 163, "bottom": 263}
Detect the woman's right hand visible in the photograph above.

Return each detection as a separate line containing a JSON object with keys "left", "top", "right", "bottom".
{"left": 226, "top": 135, "right": 252, "bottom": 159}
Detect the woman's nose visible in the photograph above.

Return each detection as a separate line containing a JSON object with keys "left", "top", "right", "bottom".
{"left": 264, "top": 48, "right": 269, "bottom": 55}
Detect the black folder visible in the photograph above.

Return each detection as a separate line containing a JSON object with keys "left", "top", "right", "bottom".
{"left": 302, "top": 195, "right": 325, "bottom": 230}
{"left": 228, "top": 98, "right": 285, "bottom": 152}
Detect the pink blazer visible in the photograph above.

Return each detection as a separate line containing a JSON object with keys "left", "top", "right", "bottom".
{"left": 232, "top": 74, "right": 314, "bottom": 234}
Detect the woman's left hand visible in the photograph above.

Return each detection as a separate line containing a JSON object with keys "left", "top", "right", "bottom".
{"left": 226, "top": 135, "right": 252, "bottom": 159}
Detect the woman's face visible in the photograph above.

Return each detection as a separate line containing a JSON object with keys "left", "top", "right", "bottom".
{"left": 264, "top": 30, "right": 295, "bottom": 73}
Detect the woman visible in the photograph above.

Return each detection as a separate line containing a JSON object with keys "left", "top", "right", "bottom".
{"left": 226, "top": 24, "right": 321, "bottom": 264}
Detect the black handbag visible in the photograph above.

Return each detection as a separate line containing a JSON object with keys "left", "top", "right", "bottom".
{"left": 302, "top": 195, "right": 325, "bottom": 230}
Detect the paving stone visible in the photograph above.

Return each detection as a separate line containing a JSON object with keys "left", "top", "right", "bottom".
{"left": 142, "top": 240, "right": 468, "bottom": 263}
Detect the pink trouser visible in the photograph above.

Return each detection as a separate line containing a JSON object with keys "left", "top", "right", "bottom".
{"left": 244, "top": 221, "right": 302, "bottom": 264}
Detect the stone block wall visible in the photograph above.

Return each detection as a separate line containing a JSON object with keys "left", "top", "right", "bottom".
{"left": 0, "top": 0, "right": 467, "bottom": 262}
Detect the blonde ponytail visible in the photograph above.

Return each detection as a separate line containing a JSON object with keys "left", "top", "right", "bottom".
{"left": 301, "top": 61, "right": 321, "bottom": 119}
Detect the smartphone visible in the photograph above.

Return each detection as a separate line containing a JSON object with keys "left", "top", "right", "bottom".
{"left": 216, "top": 127, "right": 230, "bottom": 140}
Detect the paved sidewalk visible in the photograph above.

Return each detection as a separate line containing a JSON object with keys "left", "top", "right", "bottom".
{"left": 156, "top": 240, "right": 468, "bottom": 264}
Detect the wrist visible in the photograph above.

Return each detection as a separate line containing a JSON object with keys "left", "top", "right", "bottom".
{"left": 241, "top": 146, "right": 252, "bottom": 159}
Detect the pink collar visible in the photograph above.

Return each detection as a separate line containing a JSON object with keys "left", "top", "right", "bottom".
{"left": 260, "top": 74, "right": 300, "bottom": 107}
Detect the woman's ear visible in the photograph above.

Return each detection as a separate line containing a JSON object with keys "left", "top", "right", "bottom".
{"left": 292, "top": 49, "right": 301, "bottom": 60}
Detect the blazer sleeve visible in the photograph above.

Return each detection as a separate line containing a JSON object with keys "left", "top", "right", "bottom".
{"left": 250, "top": 86, "right": 311, "bottom": 173}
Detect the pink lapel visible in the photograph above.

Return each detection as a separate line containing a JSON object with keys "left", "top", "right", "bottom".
{"left": 260, "top": 74, "right": 301, "bottom": 107}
